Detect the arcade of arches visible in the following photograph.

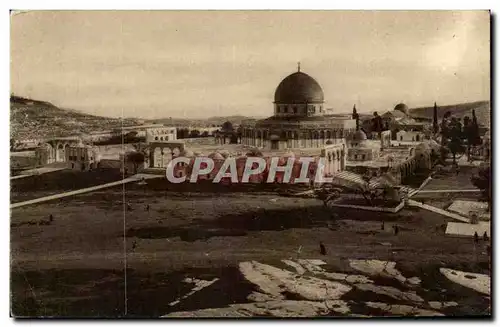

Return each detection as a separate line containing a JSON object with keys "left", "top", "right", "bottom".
{"left": 148, "top": 141, "right": 185, "bottom": 168}
{"left": 240, "top": 125, "right": 356, "bottom": 150}
{"left": 35, "top": 138, "right": 82, "bottom": 165}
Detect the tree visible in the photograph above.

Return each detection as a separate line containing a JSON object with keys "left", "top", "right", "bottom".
{"left": 440, "top": 113, "right": 466, "bottom": 164}
{"left": 188, "top": 129, "right": 201, "bottom": 138}
{"left": 470, "top": 110, "right": 482, "bottom": 146}
{"left": 359, "top": 173, "right": 377, "bottom": 206}
{"left": 432, "top": 102, "right": 439, "bottom": 134}
{"left": 440, "top": 111, "right": 452, "bottom": 143}
{"left": 471, "top": 164, "right": 491, "bottom": 212}
{"left": 352, "top": 105, "right": 359, "bottom": 120}
{"left": 446, "top": 134, "right": 465, "bottom": 164}
{"left": 124, "top": 131, "right": 139, "bottom": 143}
{"left": 221, "top": 121, "right": 234, "bottom": 132}
{"left": 316, "top": 186, "right": 343, "bottom": 207}
{"left": 371, "top": 112, "right": 383, "bottom": 139}
{"left": 126, "top": 151, "right": 145, "bottom": 174}
{"left": 177, "top": 128, "right": 190, "bottom": 139}
{"left": 246, "top": 148, "right": 263, "bottom": 157}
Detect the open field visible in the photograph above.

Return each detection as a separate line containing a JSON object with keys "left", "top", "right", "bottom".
{"left": 10, "top": 169, "right": 124, "bottom": 203}
{"left": 11, "top": 179, "right": 490, "bottom": 317}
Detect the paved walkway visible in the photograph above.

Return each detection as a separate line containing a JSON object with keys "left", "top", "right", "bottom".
{"left": 10, "top": 174, "right": 163, "bottom": 209}
{"left": 407, "top": 199, "right": 470, "bottom": 223}
{"left": 415, "top": 189, "right": 481, "bottom": 194}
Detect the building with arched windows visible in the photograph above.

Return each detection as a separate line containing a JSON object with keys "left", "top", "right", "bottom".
{"left": 240, "top": 65, "right": 357, "bottom": 150}
{"left": 146, "top": 127, "right": 177, "bottom": 143}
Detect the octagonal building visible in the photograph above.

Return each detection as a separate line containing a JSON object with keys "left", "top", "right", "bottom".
{"left": 240, "top": 65, "right": 357, "bottom": 150}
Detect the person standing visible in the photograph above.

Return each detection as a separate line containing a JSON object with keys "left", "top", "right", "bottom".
{"left": 319, "top": 242, "right": 327, "bottom": 255}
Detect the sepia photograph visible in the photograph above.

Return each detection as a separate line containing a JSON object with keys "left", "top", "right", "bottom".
{"left": 9, "top": 10, "right": 491, "bottom": 318}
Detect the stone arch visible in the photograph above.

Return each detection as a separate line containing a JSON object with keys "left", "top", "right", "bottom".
{"left": 64, "top": 143, "right": 70, "bottom": 161}
{"left": 163, "top": 147, "right": 173, "bottom": 163}
{"left": 148, "top": 142, "right": 185, "bottom": 168}
{"left": 55, "top": 143, "right": 64, "bottom": 162}
{"left": 154, "top": 147, "right": 163, "bottom": 168}
{"left": 172, "top": 147, "right": 180, "bottom": 157}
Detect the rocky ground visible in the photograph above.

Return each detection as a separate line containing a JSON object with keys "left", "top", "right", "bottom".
{"left": 164, "top": 259, "right": 490, "bottom": 317}
{"left": 11, "top": 177, "right": 491, "bottom": 317}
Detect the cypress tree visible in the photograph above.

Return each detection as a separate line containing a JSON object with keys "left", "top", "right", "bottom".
{"left": 432, "top": 102, "right": 439, "bottom": 134}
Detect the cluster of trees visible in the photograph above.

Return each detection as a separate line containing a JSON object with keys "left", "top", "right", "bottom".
{"left": 176, "top": 121, "right": 240, "bottom": 139}
{"left": 93, "top": 131, "right": 146, "bottom": 146}
{"left": 471, "top": 164, "right": 491, "bottom": 212}
{"left": 176, "top": 128, "right": 212, "bottom": 139}
{"left": 440, "top": 109, "right": 483, "bottom": 163}
{"left": 352, "top": 106, "right": 390, "bottom": 138}
{"left": 125, "top": 151, "right": 146, "bottom": 175}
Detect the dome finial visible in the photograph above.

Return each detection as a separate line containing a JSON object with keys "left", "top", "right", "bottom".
{"left": 297, "top": 62, "right": 301, "bottom": 72}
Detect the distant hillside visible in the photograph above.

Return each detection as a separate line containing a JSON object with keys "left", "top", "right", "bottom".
{"left": 410, "top": 101, "right": 490, "bottom": 127}
{"left": 10, "top": 95, "right": 141, "bottom": 140}
{"left": 149, "top": 115, "right": 260, "bottom": 127}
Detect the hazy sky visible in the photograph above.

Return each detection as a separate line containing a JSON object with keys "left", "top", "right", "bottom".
{"left": 11, "top": 11, "right": 490, "bottom": 119}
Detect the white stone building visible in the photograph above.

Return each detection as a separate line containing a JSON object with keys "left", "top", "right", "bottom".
{"left": 146, "top": 127, "right": 177, "bottom": 143}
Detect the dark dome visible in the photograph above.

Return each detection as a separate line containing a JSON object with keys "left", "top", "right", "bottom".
{"left": 274, "top": 71, "right": 324, "bottom": 104}
{"left": 394, "top": 103, "right": 409, "bottom": 115}
{"left": 351, "top": 130, "right": 367, "bottom": 141}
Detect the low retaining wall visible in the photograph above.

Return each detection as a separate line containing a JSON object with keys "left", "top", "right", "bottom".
{"left": 328, "top": 200, "right": 405, "bottom": 213}
{"left": 407, "top": 199, "right": 471, "bottom": 223}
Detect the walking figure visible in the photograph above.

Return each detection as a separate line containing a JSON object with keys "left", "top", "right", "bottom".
{"left": 145, "top": 204, "right": 150, "bottom": 212}
{"left": 131, "top": 241, "right": 137, "bottom": 250}
{"left": 393, "top": 225, "right": 399, "bottom": 236}
{"left": 483, "top": 231, "right": 489, "bottom": 241}
{"left": 127, "top": 202, "right": 132, "bottom": 211}
{"left": 381, "top": 222, "right": 385, "bottom": 230}
{"left": 474, "top": 232, "right": 479, "bottom": 244}
{"left": 49, "top": 214, "right": 54, "bottom": 222}
{"left": 319, "top": 242, "right": 327, "bottom": 255}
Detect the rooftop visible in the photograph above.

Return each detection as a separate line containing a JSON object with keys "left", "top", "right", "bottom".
{"left": 346, "top": 147, "right": 414, "bottom": 168}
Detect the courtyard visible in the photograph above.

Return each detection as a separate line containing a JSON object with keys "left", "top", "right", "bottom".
{"left": 10, "top": 174, "right": 490, "bottom": 317}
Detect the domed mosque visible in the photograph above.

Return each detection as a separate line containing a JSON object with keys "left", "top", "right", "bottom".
{"left": 240, "top": 64, "right": 357, "bottom": 151}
